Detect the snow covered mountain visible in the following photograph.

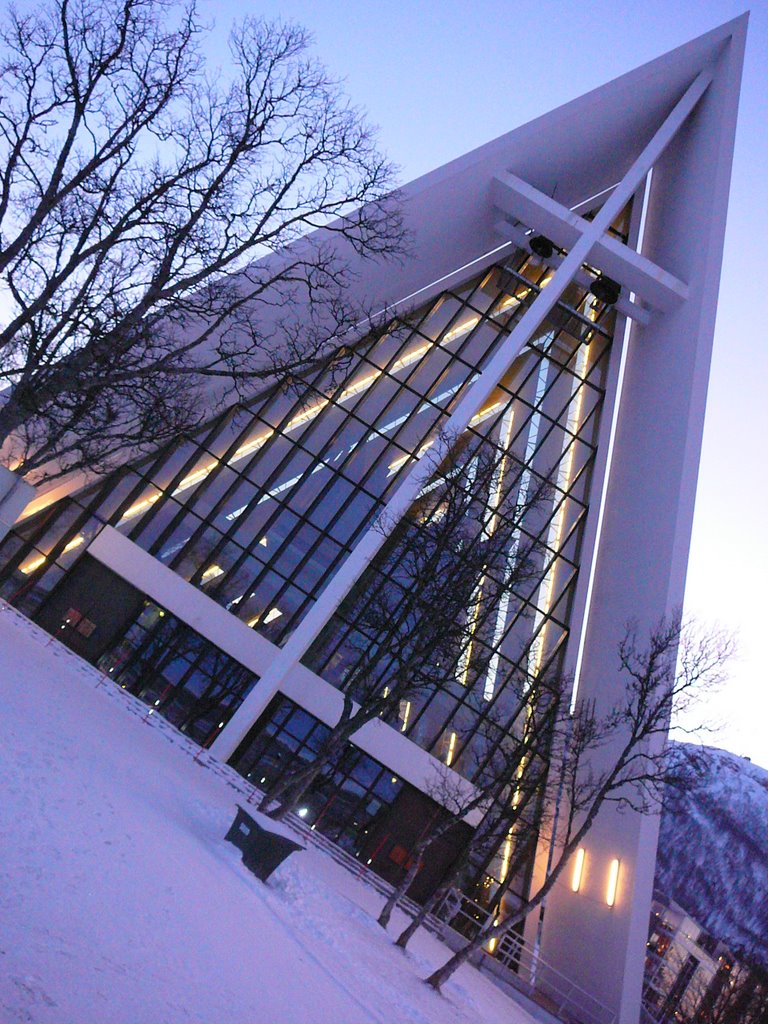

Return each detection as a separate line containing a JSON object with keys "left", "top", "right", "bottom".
{"left": 655, "top": 743, "right": 768, "bottom": 965}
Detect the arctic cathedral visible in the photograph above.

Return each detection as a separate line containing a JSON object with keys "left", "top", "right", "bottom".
{"left": 0, "top": 18, "right": 746, "bottom": 1024}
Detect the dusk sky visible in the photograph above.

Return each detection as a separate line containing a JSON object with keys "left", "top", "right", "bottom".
{"left": 206, "top": 0, "right": 767, "bottom": 765}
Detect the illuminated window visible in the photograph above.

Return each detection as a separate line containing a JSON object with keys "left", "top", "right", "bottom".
{"left": 398, "top": 700, "right": 411, "bottom": 732}
{"left": 443, "top": 730, "right": 457, "bottom": 766}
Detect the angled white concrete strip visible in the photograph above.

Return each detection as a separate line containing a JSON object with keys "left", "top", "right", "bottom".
{"left": 86, "top": 525, "right": 474, "bottom": 804}
{"left": 491, "top": 171, "right": 583, "bottom": 249}
{"left": 536, "top": 26, "right": 746, "bottom": 1024}
{"left": 210, "top": 64, "right": 713, "bottom": 763}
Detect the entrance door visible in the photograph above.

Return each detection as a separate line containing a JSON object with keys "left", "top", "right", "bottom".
{"left": 35, "top": 553, "right": 145, "bottom": 663}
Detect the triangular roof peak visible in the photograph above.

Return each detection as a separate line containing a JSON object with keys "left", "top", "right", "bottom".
{"left": 407, "top": 15, "right": 748, "bottom": 208}
{"left": 352, "top": 15, "right": 748, "bottom": 318}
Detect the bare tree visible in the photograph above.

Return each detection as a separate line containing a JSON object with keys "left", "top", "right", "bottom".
{"left": 376, "top": 672, "right": 566, "bottom": 931}
{"left": 390, "top": 693, "right": 566, "bottom": 948}
{"left": 696, "top": 955, "right": 768, "bottom": 1024}
{"left": 423, "top": 616, "right": 733, "bottom": 991}
{"left": 256, "top": 438, "right": 549, "bottom": 821}
{"left": 0, "top": 0, "right": 403, "bottom": 480}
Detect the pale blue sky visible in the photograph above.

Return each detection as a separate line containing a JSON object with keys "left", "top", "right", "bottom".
{"left": 207, "top": 0, "right": 768, "bottom": 764}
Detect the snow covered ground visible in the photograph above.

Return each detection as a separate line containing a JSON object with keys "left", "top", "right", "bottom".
{"left": 0, "top": 604, "right": 535, "bottom": 1024}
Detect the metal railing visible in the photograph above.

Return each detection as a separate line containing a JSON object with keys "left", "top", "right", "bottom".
{"left": 431, "top": 892, "right": 616, "bottom": 1024}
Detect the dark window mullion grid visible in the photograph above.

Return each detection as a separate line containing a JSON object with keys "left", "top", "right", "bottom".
{"left": 345, "top": 265, "right": 524, "bottom": 432}
{"left": 189, "top": 332, "right": 455, "bottom": 591}
{"left": 40, "top": 439, "right": 188, "bottom": 552}
{"left": 177, "top": 295, "right": 488, "bottom": 588}
{"left": 144, "top": 404, "right": 273, "bottom": 561}
{"left": 306, "top": 397, "right": 549, "bottom": 679}
{"left": 463, "top": 633, "right": 572, "bottom": 784}
{"left": 303, "top": 439, "right": 521, "bottom": 678}
{"left": 190, "top": 401, "right": 405, "bottom": 623}
{"left": 216, "top": 286, "right": 455, "bottom": 506}
{"left": 341, "top": 260, "right": 536, "bottom": 446}
{"left": 398, "top": 454, "right": 594, "bottom": 753}
{"left": 3, "top": 461, "right": 146, "bottom": 589}
{"left": 475, "top": 343, "right": 610, "bottom": 519}
{"left": 0, "top": 500, "right": 76, "bottom": 587}
{"left": 160, "top": 417, "right": 332, "bottom": 585}
{"left": 254, "top": 305, "right": 526, "bottom": 636}
{"left": 426, "top": 657, "right": 538, "bottom": 767}
{"left": 507, "top": 339, "right": 610, "bottom": 436}
{"left": 201, "top": 465, "right": 363, "bottom": 622}
{"left": 173, "top": 394, "right": 378, "bottom": 595}
{"left": 120, "top": 411, "right": 235, "bottom": 549}
{"left": 488, "top": 341, "right": 606, "bottom": 476}
{"left": 311, "top": 366, "right": 598, "bottom": 689}
{"left": 7, "top": 496, "right": 113, "bottom": 602}
{"left": 306, "top": 487, "right": 489, "bottom": 683}
{"left": 475, "top": 582, "right": 572, "bottom": 712}
{"left": 407, "top": 614, "right": 532, "bottom": 759}
{"left": 171, "top": 322, "right": 456, "bottom": 589}
{"left": 221, "top": 309, "right": 509, "bottom": 642}
{"left": 138, "top": 406, "right": 245, "bottom": 557}
{"left": 87, "top": 439, "right": 193, "bottom": 538}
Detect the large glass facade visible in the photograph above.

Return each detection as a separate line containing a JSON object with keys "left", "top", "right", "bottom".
{"left": 97, "top": 600, "right": 258, "bottom": 746}
{"left": 231, "top": 695, "right": 404, "bottom": 856}
{"left": 0, "top": 239, "right": 621, "bottom": 788}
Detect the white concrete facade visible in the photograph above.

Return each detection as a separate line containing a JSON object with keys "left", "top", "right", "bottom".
{"left": 9, "top": 19, "right": 746, "bottom": 1024}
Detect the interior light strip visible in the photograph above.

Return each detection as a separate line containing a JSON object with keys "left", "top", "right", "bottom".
{"left": 19, "top": 279, "right": 533, "bottom": 576}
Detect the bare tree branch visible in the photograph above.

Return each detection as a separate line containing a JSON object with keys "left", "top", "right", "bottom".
{"left": 0, "top": 0, "right": 404, "bottom": 480}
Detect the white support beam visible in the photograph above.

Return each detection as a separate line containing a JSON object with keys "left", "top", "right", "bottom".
{"left": 492, "top": 170, "right": 690, "bottom": 310}
{"left": 210, "top": 63, "right": 712, "bottom": 763}
{"left": 492, "top": 220, "right": 652, "bottom": 325}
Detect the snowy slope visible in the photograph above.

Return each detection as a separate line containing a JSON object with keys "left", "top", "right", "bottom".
{"left": 0, "top": 605, "right": 534, "bottom": 1024}
{"left": 655, "top": 742, "right": 768, "bottom": 965}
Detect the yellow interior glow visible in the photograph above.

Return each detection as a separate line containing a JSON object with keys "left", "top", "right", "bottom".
{"left": 201, "top": 564, "right": 224, "bottom": 581}
{"left": 399, "top": 700, "right": 411, "bottom": 733}
{"left": 606, "top": 858, "right": 620, "bottom": 907}
{"left": 445, "top": 731, "right": 457, "bottom": 766}
{"left": 528, "top": 339, "right": 590, "bottom": 676}
{"left": 20, "top": 534, "right": 86, "bottom": 575}
{"left": 487, "top": 917, "right": 501, "bottom": 954}
{"left": 571, "top": 847, "right": 586, "bottom": 893}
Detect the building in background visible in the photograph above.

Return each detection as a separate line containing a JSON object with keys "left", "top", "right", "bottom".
{"left": 0, "top": 18, "right": 746, "bottom": 1024}
{"left": 644, "top": 892, "right": 768, "bottom": 1024}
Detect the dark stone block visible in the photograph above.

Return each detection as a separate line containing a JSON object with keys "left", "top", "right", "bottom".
{"left": 225, "top": 805, "right": 304, "bottom": 881}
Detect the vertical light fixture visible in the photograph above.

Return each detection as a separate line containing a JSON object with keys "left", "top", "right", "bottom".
{"left": 445, "top": 731, "right": 457, "bottom": 766}
{"left": 606, "top": 858, "right": 621, "bottom": 907}
{"left": 571, "top": 847, "right": 586, "bottom": 893}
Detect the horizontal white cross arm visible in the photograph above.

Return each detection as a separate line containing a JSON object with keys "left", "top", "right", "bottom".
{"left": 492, "top": 170, "right": 689, "bottom": 310}
{"left": 493, "top": 219, "right": 652, "bottom": 326}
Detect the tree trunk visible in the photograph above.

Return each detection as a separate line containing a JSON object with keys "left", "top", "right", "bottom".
{"left": 377, "top": 849, "right": 426, "bottom": 929}
{"left": 395, "top": 881, "right": 450, "bottom": 949}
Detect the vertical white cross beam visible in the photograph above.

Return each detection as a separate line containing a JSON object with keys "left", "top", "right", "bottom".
{"left": 210, "top": 65, "right": 713, "bottom": 761}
